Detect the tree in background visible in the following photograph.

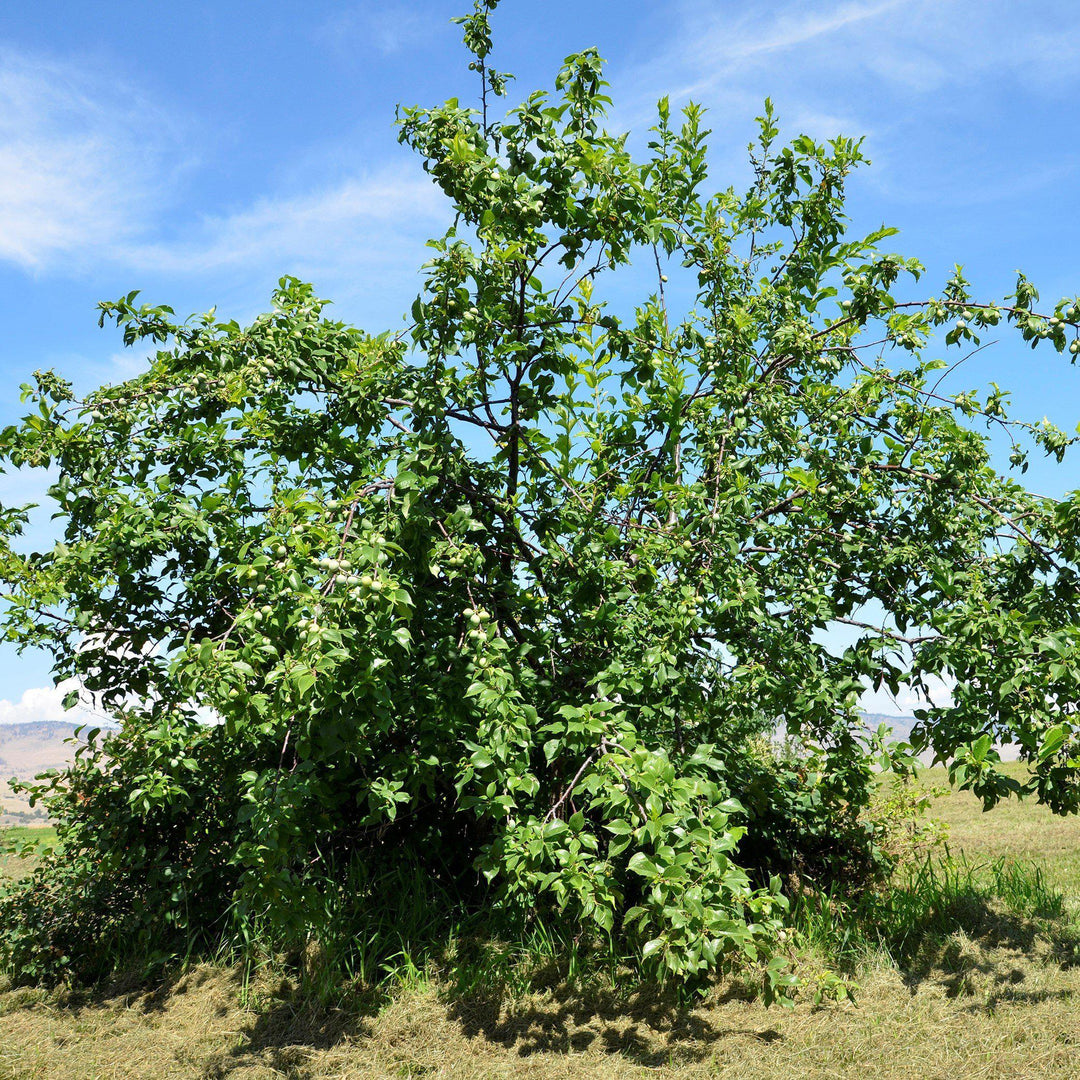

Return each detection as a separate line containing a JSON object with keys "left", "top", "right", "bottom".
{"left": 3, "top": 1, "right": 1080, "bottom": 994}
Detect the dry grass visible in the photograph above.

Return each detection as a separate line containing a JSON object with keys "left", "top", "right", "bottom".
{"left": 2, "top": 772, "right": 1079, "bottom": 1080}
{"left": 1, "top": 950, "right": 1078, "bottom": 1079}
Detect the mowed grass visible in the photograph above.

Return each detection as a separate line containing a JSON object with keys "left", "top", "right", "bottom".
{"left": 2, "top": 775, "right": 1080, "bottom": 1080}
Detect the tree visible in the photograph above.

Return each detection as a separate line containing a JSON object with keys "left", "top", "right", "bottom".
{"left": 3, "top": 1, "right": 1080, "bottom": 993}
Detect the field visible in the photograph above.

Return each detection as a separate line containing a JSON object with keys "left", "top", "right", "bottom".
{"left": 2, "top": 765, "right": 1079, "bottom": 1079}
{"left": 0, "top": 790, "right": 48, "bottom": 828}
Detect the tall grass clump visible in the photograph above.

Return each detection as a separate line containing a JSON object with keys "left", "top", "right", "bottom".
{"left": 789, "top": 847, "right": 1074, "bottom": 978}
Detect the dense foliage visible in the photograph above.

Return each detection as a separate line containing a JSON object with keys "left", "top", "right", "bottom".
{"left": 3, "top": 2, "right": 1080, "bottom": 993}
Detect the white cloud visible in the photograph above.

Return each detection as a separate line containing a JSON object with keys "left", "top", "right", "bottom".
{"left": 859, "top": 676, "right": 953, "bottom": 718}
{"left": 119, "top": 166, "right": 446, "bottom": 279}
{"left": 612, "top": 0, "right": 1080, "bottom": 189}
{"left": 0, "top": 44, "right": 446, "bottom": 287}
{"left": 670, "top": 0, "right": 904, "bottom": 94}
{"left": 0, "top": 47, "right": 186, "bottom": 273}
{"left": 632, "top": 0, "right": 1080, "bottom": 106}
{"left": 0, "top": 680, "right": 81, "bottom": 725}
{"left": 0, "top": 679, "right": 219, "bottom": 728}
{"left": 581, "top": 0, "right": 1080, "bottom": 250}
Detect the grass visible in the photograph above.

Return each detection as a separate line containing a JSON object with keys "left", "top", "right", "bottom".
{"left": 921, "top": 762, "right": 1080, "bottom": 900}
{"left": 1, "top": 774, "right": 1080, "bottom": 1079}
{"left": 0, "top": 825, "right": 56, "bottom": 883}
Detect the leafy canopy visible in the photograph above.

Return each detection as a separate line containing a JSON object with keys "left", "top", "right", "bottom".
{"left": 3, "top": 0, "right": 1080, "bottom": 993}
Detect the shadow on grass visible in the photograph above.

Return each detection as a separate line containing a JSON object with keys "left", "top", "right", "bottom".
{"left": 198, "top": 993, "right": 376, "bottom": 1080}
{"left": 783, "top": 854, "right": 1079, "bottom": 999}
{"left": 2, "top": 963, "right": 780, "bottom": 1074}
{"left": 447, "top": 979, "right": 781, "bottom": 1066}
{"left": 4, "top": 860, "right": 1078, "bottom": 1075}
{"left": 438, "top": 893, "right": 1079, "bottom": 1062}
{"left": 193, "top": 977, "right": 751, "bottom": 1076}
{"left": 0, "top": 963, "right": 381, "bottom": 1079}
{"left": 891, "top": 891, "right": 1074, "bottom": 962}
{"left": 860, "top": 879, "right": 1080, "bottom": 1011}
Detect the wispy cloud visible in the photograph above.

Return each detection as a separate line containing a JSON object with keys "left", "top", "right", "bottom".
{"left": 610, "top": 0, "right": 1080, "bottom": 206}
{"left": 313, "top": 2, "right": 443, "bottom": 58}
{"left": 120, "top": 166, "right": 446, "bottom": 279}
{"left": 670, "top": 0, "right": 904, "bottom": 96}
{"left": 628, "top": 0, "right": 1080, "bottom": 108}
{"left": 0, "top": 44, "right": 446, "bottom": 288}
{"left": 0, "top": 47, "right": 187, "bottom": 273}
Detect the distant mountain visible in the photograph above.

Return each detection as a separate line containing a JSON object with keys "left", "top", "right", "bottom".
{"left": 0, "top": 720, "right": 110, "bottom": 826}
{"left": 859, "top": 710, "right": 1020, "bottom": 763}
{"left": 0, "top": 710, "right": 1014, "bottom": 827}
{"left": 0, "top": 719, "right": 111, "bottom": 772}
{"left": 860, "top": 712, "right": 919, "bottom": 742}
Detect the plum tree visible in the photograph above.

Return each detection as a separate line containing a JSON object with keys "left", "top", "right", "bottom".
{"left": 3, "top": 0, "right": 1080, "bottom": 994}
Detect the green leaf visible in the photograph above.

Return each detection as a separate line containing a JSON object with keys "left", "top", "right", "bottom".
{"left": 627, "top": 852, "right": 659, "bottom": 878}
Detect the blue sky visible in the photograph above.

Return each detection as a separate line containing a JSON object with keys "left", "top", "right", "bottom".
{"left": 0, "top": 0, "right": 1078, "bottom": 722}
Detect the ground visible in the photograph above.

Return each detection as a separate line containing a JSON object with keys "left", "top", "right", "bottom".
{"left": 2, "top": 765, "right": 1079, "bottom": 1079}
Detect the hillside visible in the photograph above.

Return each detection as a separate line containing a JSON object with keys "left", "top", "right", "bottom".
{"left": 861, "top": 711, "right": 918, "bottom": 741}
{"left": 0, "top": 720, "right": 104, "bottom": 825}
{"left": 861, "top": 712, "right": 1020, "bottom": 762}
